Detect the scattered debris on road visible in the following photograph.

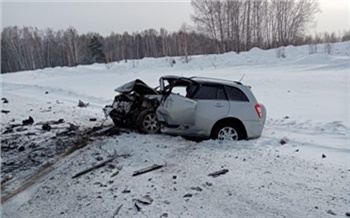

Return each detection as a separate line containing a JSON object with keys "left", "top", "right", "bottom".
{"left": 22, "top": 116, "right": 34, "bottom": 125}
{"left": 113, "top": 204, "right": 123, "bottom": 217}
{"left": 183, "top": 193, "right": 193, "bottom": 198}
{"left": 208, "top": 169, "right": 229, "bottom": 177}
{"left": 1, "top": 110, "right": 10, "bottom": 114}
{"left": 2, "top": 98, "right": 9, "bottom": 103}
{"left": 1, "top": 116, "right": 121, "bottom": 204}
{"left": 72, "top": 150, "right": 117, "bottom": 179}
{"left": 122, "top": 189, "right": 131, "bottom": 194}
{"left": 138, "top": 195, "right": 154, "bottom": 205}
{"left": 78, "top": 100, "right": 89, "bottom": 107}
{"left": 111, "top": 171, "right": 119, "bottom": 178}
{"left": 42, "top": 123, "right": 51, "bottom": 131}
{"left": 280, "top": 138, "right": 287, "bottom": 145}
{"left": 132, "top": 164, "right": 164, "bottom": 176}
{"left": 134, "top": 195, "right": 154, "bottom": 212}
{"left": 327, "top": 209, "right": 336, "bottom": 215}
{"left": 191, "top": 186, "right": 203, "bottom": 192}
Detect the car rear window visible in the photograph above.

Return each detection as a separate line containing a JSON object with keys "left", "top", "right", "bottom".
{"left": 225, "top": 86, "right": 249, "bottom": 102}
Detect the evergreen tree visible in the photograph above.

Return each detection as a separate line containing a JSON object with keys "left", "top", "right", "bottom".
{"left": 88, "top": 36, "right": 106, "bottom": 63}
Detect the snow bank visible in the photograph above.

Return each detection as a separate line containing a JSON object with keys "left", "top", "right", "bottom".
{"left": 1, "top": 41, "right": 349, "bottom": 218}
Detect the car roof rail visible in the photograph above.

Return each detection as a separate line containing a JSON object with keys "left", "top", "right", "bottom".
{"left": 189, "top": 76, "right": 242, "bottom": 85}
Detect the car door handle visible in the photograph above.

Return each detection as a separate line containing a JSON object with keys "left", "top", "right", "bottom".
{"left": 214, "top": 103, "right": 224, "bottom": 108}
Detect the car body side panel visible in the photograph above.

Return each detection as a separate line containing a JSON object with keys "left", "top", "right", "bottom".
{"left": 228, "top": 101, "right": 259, "bottom": 121}
{"left": 156, "top": 94, "right": 197, "bottom": 125}
{"left": 227, "top": 101, "right": 265, "bottom": 138}
{"left": 242, "top": 120, "right": 264, "bottom": 139}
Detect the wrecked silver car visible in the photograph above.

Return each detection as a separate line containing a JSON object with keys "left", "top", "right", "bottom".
{"left": 104, "top": 76, "right": 266, "bottom": 140}
{"left": 103, "top": 79, "right": 161, "bottom": 134}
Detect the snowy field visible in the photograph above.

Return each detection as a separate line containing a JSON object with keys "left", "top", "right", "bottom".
{"left": 1, "top": 42, "right": 349, "bottom": 217}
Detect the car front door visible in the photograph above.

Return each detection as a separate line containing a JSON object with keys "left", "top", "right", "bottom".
{"left": 156, "top": 93, "right": 197, "bottom": 125}
{"left": 191, "top": 84, "right": 230, "bottom": 130}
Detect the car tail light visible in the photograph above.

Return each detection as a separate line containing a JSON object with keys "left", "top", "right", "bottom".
{"left": 255, "top": 103, "right": 262, "bottom": 118}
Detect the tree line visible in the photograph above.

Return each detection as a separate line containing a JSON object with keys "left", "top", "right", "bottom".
{"left": 2, "top": 0, "right": 350, "bottom": 73}
{"left": 1, "top": 25, "right": 219, "bottom": 73}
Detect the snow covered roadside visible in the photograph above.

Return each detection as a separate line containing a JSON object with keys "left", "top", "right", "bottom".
{"left": 1, "top": 42, "right": 350, "bottom": 217}
{"left": 2, "top": 133, "right": 349, "bottom": 218}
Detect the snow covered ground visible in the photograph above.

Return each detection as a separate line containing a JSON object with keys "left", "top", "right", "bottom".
{"left": 1, "top": 42, "right": 349, "bottom": 217}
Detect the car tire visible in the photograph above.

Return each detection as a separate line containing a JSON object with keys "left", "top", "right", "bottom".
{"left": 211, "top": 122, "right": 242, "bottom": 141}
{"left": 137, "top": 110, "right": 160, "bottom": 134}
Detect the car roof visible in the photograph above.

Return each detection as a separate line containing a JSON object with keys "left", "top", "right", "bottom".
{"left": 161, "top": 75, "right": 244, "bottom": 87}
{"left": 189, "top": 76, "right": 243, "bottom": 87}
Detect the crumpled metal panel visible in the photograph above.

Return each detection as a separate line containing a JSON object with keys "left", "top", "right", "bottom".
{"left": 156, "top": 94, "right": 197, "bottom": 126}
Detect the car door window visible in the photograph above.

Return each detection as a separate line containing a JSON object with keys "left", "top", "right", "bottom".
{"left": 217, "top": 86, "right": 228, "bottom": 100}
{"left": 225, "top": 86, "right": 249, "bottom": 102}
{"left": 192, "top": 85, "right": 227, "bottom": 100}
{"left": 193, "top": 85, "right": 217, "bottom": 100}
{"left": 171, "top": 86, "right": 187, "bottom": 96}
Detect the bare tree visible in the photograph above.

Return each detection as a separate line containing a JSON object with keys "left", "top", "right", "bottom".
{"left": 62, "top": 27, "right": 87, "bottom": 66}
{"left": 191, "top": 0, "right": 221, "bottom": 53}
{"left": 179, "top": 23, "right": 190, "bottom": 63}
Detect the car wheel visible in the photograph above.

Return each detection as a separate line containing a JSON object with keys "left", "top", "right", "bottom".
{"left": 212, "top": 123, "right": 242, "bottom": 141}
{"left": 137, "top": 110, "right": 160, "bottom": 134}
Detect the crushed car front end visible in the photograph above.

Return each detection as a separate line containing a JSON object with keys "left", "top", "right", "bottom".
{"left": 103, "top": 79, "right": 161, "bottom": 133}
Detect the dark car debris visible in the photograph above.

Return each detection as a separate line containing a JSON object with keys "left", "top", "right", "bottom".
{"left": 72, "top": 150, "right": 117, "bottom": 179}
{"left": 42, "top": 123, "right": 51, "bottom": 131}
{"left": 134, "top": 195, "right": 154, "bottom": 212}
{"left": 208, "top": 169, "right": 229, "bottom": 177}
{"left": 1, "top": 110, "right": 10, "bottom": 114}
{"left": 22, "top": 116, "right": 34, "bottom": 125}
{"left": 132, "top": 164, "right": 164, "bottom": 176}
{"left": 78, "top": 100, "right": 89, "bottom": 108}
{"left": 2, "top": 98, "right": 9, "bottom": 103}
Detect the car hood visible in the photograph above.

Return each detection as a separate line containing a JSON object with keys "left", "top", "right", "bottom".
{"left": 115, "top": 79, "right": 159, "bottom": 95}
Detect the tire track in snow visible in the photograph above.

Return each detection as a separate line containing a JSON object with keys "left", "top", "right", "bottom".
{"left": 2, "top": 82, "right": 111, "bottom": 108}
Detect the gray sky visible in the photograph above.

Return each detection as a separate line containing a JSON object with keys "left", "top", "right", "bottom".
{"left": 2, "top": 0, "right": 349, "bottom": 36}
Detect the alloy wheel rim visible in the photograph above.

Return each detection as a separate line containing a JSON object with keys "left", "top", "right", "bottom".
{"left": 143, "top": 113, "right": 159, "bottom": 133}
{"left": 218, "top": 127, "right": 238, "bottom": 141}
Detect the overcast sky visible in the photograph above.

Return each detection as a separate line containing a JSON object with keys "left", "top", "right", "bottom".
{"left": 2, "top": 0, "right": 349, "bottom": 36}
